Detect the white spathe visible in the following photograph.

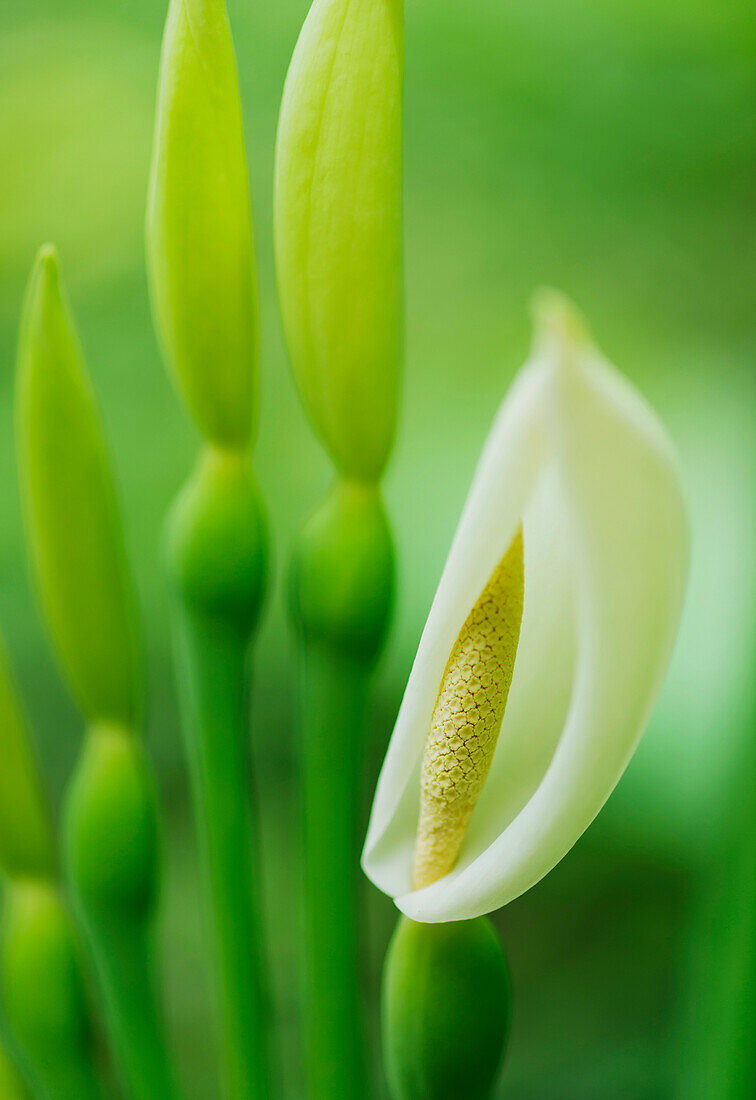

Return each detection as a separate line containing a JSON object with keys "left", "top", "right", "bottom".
{"left": 362, "top": 293, "right": 689, "bottom": 923}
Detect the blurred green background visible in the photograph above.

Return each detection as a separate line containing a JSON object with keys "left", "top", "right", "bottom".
{"left": 1, "top": 1, "right": 754, "bottom": 1096}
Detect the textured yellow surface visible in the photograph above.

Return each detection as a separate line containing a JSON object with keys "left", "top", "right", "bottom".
{"left": 413, "top": 529, "right": 524, "bottom": 889}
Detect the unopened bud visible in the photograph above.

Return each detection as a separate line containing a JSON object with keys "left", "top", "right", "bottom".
{"left": 16, "top": 246, "right": 141, "bottom": 727}
{"left": 383, "top": 916, "right": 510, "bottom": 1100}
{"left": 275, "top": 0, "right": 404, "bottom": 480}
{"left": 147, "top": 0, "right": 258, "bottom": 449}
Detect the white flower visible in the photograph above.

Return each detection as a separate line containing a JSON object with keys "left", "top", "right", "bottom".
{"left": 362, "top": 293, "right": 689, "bottom": 922}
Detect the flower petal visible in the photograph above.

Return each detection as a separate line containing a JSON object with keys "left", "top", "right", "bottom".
{"left": 364, "top": 299, "right": 689, "bottom": 921}
{"left": 362, "top": 354, "right": 550, "bottom": 897}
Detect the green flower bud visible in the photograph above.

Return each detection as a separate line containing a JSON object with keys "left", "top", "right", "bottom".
{"left": 275, "top": 0, "right": 404, "bottom": 481}
{"left": 290, "top": 480, "right": 394, "bottom": 663}
{"left": 1, "top": 881, "right": 94, "bottom": 1078}
{"left": 65, "top": 725, "right": 157, "bottom": 921}
{"left": 382, "top": 916, "right": 511, "bottom": 1100}
{"left": 165, "top": 448, "right": 267, "bottom": 634}
{"left": 16, "top": 247, "right": 141, "bottom": 728}
{"left": 0, "top": 637, "right": 53, "bottom": 880}
{"left": 147, "top": 0, "right": 258, "bottom": 449}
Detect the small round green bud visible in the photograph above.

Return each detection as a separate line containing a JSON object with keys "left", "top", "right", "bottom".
{"left": 275, "top": 0, "right": 404, "bottom": 480}
{"left": 382, "top": 916, "right": 511, "bottom": 1100}
{"left": 16, "top": 245, "right": 142, "bottom": 728}
{"left": 1, "top": 881, "right": 92, "bottom": 1064}
{"left": 64, "top": 725, "right": 157, "bottom": 921}
{"left": 290, "top": 480, "right": 394, "bottom": 663}
{"left": 147, "top": 0, "right": 258, "bottom": 449}
{"left": 165, "top": 448, "right": 267, "bottom": 634}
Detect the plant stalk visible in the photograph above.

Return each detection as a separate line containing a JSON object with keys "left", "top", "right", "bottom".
{"left": 76, "top": 904, "right": 174, "bottom": 1100}
{"left": 172, "top": 608, "right": 270, "bottom": 1100}
{"left": 291, "top": 479, "right": 394, "bottom": 1099}
{"left": 299, "top": 643, "right": 372, "bottom": 1098}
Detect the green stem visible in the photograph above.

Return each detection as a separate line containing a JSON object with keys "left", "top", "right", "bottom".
{"left": 165, "top": 449, "right": 269, "bottom": 1100}
{"left": 298, "top": 642, "right": 372, "bottom": 1098}
{"left": 291, "top": 479, "right": 394, "bottom": 1099}
{"left": 1, "top": 879, "right": 106, "bottom": 1100}
{"left": 65, "top": 725, "right": 178, "bottom": 1100}
{"left": 78, "top": 907, "right": 174, "bottom": 1100}
{"left": 172, "top": 609, "right": 270, "bottom": 1100}
{"left": 676, "top": 746, "right": 756, "bottom": 1096}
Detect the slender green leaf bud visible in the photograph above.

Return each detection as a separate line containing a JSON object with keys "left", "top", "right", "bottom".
{"left": 382, "top": 917, "right": 510, "bottom": 1100}
{"left": 147, "top": 0, "right": 258, "bottom": 449}
{"left": 290, "top": 480, "right": 394, "bottom": 663}
{"left": 0, "top": 637, "right": 54, "bottom": 880}
{"left": 65, "top": 725, "right": 157, "bottom": 921}
{"left": 275, "top": 0, "right": 404, "bottom": 480}
{"left": 16, "top": 246, "right": 141, "bottom": 728}
{"left": 165, "top": 448, "right": 267, "bottom": 635}
{"left": 1, "top": 881, "right": 96, "bottom": 1088}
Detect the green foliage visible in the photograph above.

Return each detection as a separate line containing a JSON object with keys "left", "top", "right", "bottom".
{"left": 275, "top": 0, "right": 404, "bottom": 480}
{"left": 382, "top": 916, "right": 510, "bottom": 1100}
{"left": 15, "top": 246, "right": 141, "bottom": 728}
{"left": 147, "top": 0, "right": 258, "bottom": 449}
{"left": 291, "top": 480, "right": 394, "bottom": 663}
{"left": 64, "top": 725, "right": 157, "bottom": 921}
{"left": 166, "top": 448, "right": 267, "bottom": 635}
{"left": 1, "top": 880, "right": 102, "bottom": 1100}
{"left": 0, "top": 637, "right": 53, "bottom": 880}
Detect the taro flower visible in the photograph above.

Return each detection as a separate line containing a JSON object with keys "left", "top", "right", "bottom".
{"left": 363, "top": 293, "right": 688, "bottom": 922}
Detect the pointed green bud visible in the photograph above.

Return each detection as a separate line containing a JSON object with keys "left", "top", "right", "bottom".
{"left": 275, "top": 0, "right": 404, "bottom": 481}
{"left": 147, "top": 0, "right": 258, "bottom": 449}
{"left": 16, "top": 246, "right": 141, "bottom": 727}
{"left": 0, "top": 636, "right": 53, "bottom": 880}
{"left": 382, "top": 917, "right": 511, "bottom": 1100}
